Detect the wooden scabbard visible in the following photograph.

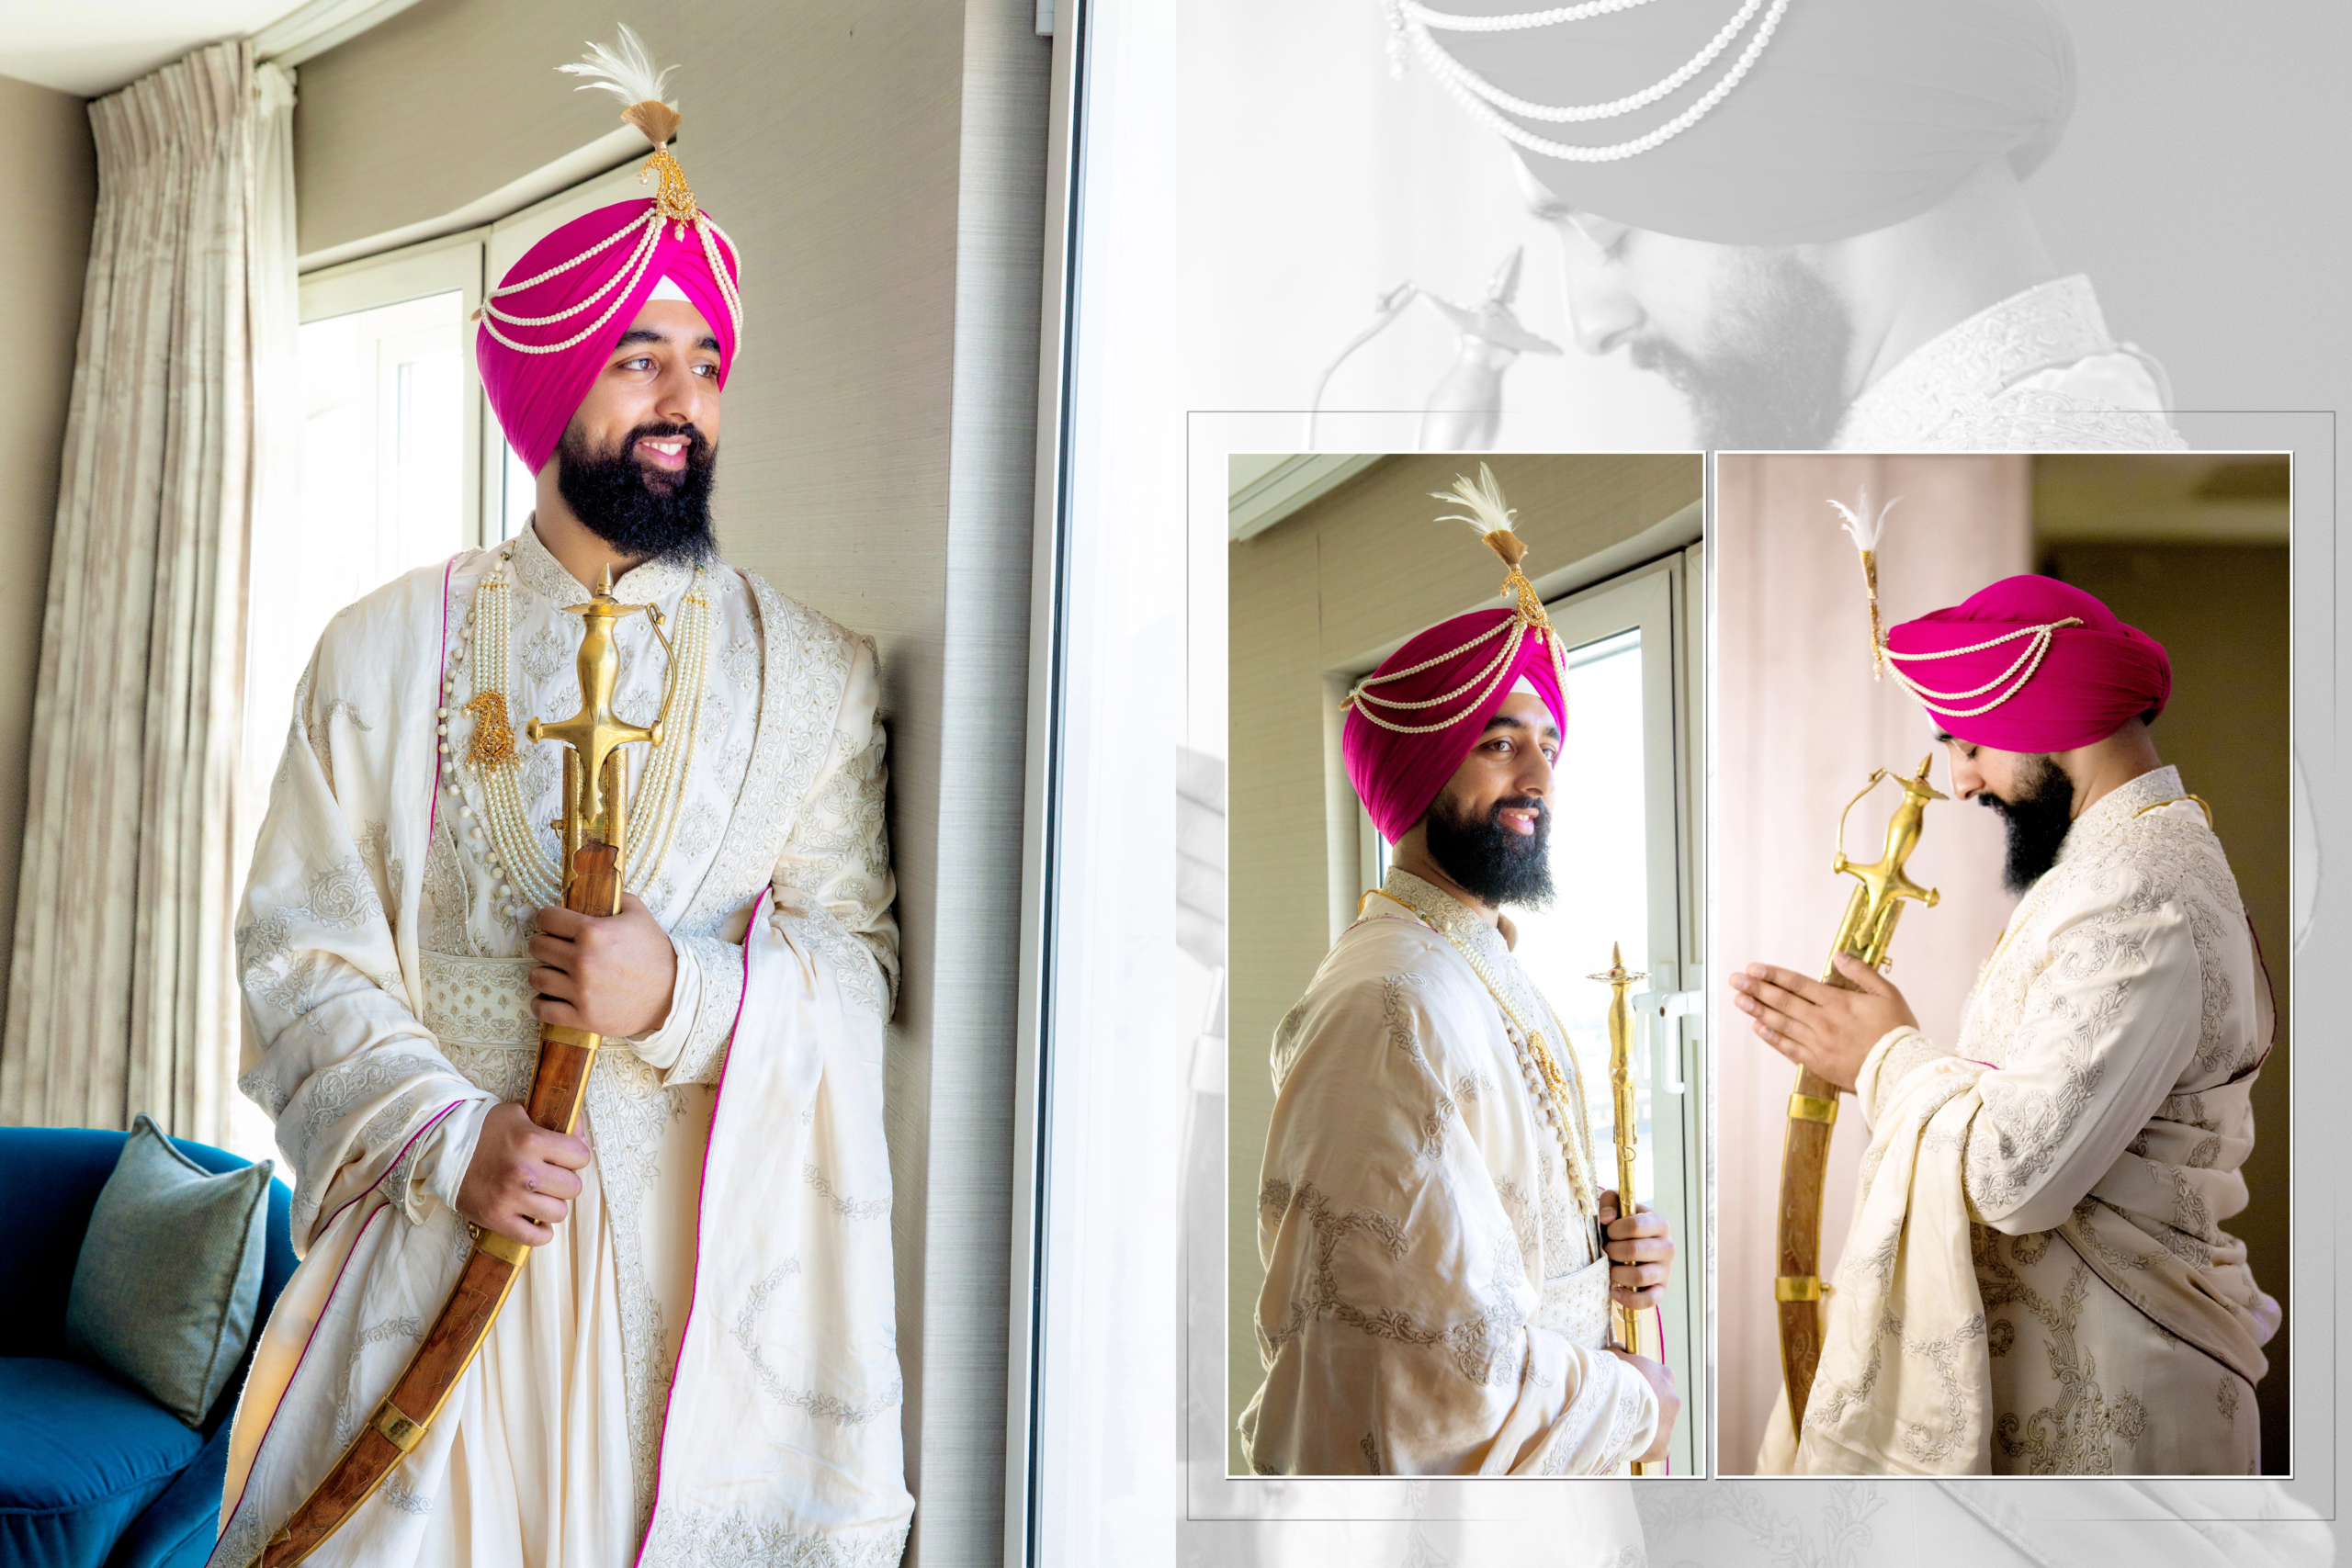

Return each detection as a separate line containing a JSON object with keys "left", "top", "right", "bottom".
{"left": 254, "top": 840, "right": 618, "bottom": 1567}
{"left": 1772, "top": 1062, "right": 1838, "bottom": 1427}
{"left": 1773, "top": 966, "right": 1865, "bottom": 1429}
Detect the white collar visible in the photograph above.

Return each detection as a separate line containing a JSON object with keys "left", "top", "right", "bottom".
{"left": 511, "top": 518, "right": 698, "bottom": 608}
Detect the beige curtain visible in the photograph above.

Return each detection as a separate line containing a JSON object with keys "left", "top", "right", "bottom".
{"left": 0, "top": 42, "right": 297, "bottom": 1145}
{"left": 1712, "top": 453, "right": 2030, "bottom": 1471}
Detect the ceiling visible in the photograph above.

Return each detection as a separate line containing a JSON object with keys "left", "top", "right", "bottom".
{"left": 0, "top": 0, "right": 410, "bottom": 96}
{"left": 1228, "top": 454, "right": 1385, "bottom": 541}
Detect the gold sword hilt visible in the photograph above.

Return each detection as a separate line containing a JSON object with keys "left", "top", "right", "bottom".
{"left": 1826, "top": 753, "right": 1946, "bottom": 982}
{"left": 524, "top": 565, "right": 665, "bottom": 898}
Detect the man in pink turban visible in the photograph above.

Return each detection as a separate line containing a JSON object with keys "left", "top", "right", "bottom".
{"left": 1397, "top": 0, "right": 2179, "bottom": 451}
{"left": 216, "top": 30, "right": 911, "bottom": 1565}
{"left": 1735, "top": 574, "right": 2278, "bottom": 1474}
{"left": 1241, "top": 468, "right": 1678, "bottom": 1477}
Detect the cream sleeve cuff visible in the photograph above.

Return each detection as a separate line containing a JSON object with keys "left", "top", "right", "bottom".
{"left": 404, "top": 1096, "right": 494, "bottom": 1225}
{"left": 1855, "top": 1025, "right": 1949, "bottom": 1129}
{"left": 627, "top": 928, "right": 704, "bottom": 1072}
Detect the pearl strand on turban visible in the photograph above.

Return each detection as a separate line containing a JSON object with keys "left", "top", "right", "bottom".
{"left": 1882, "top": 617, "right": 2086, "bottom": 719}
{"left": 1879, "top": 573, "right": 2170, "bottom": 753}
{"left": 1386, "top": 0, "right": 1794, "bottom": 164}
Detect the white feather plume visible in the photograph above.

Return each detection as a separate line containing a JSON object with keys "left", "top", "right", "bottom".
{"left": 1827, "top": 486, "right": 1901, "bottom": 552}
{"left": 560, "top": 23, "right": 677, "bottom": 107}
{"left": 1431, "top": 462, "right": 1518, "bottom": 536}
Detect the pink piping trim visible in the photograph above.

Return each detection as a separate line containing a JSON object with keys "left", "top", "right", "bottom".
{"left": 631, "top": 886, "right": 770, "bottom": 1566}
{"left": 425, "top": 557, "right": 455, "bottom": 846}
{"left": 215, "top": 1099, "right": 468, "bottom": 1545}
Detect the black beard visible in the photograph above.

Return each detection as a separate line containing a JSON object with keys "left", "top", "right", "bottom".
{"left": 553, "top": 419, "right": 718, "bottom": 564}
{"left": 1628, "top": 251, "right": 1853, "bottom": 450}
{"left": 1422, "top": 792, "right": 1555, "bottom": 908}
{"left": 1978, "top": 753, "right": 2075, "bottom": 894}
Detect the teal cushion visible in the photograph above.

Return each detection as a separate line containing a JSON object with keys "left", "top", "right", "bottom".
{"left": 63, "top": 1114, "right": 271, "bottom": 1428}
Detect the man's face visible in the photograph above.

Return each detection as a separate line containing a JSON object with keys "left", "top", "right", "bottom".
{"left": 1420, "top": 691, "right": 1560, "bottom": 908}
{"left": 1944, "top": 733, "right": 2075, "bottom": 894}
{"left": 552, "top": 300, "right": 725, "bottom": 560}
{"left": 1533, "top": 203, "right": 1854, "bottom": 449}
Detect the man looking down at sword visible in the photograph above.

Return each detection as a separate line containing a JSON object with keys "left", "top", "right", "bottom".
{"left": 1395, "top": 0, "right": 2182, "bottom": 453}
{"left": 1239, "top": 471, "right": 1675, "bottom": 1476}
{"left": 1734, "top": 575, "right": 2278, "bottom": 1474}
{"left": 210, "top": 31, "right": 912, "bottom": 1565}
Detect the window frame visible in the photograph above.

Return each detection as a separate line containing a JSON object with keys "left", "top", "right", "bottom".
{"left": 297, "top": 230, "right": 490, "bottom": 550}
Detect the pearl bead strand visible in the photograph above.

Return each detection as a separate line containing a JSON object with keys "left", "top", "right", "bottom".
{"left": 443, "top": 550, "right": 713, "bottom": 925}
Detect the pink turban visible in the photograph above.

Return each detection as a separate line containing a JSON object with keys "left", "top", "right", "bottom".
{"left": 1422, "top": 0, "right": 2075, "bottom": 245}
{"left": 1884, "top": 576, "right": 2169, "bottom": 753}
{"left": 1343, "top": 608, "right": 1568, "bottom": 844}
{"left": 476, "top": 198, "right": 743, "bottom": 476}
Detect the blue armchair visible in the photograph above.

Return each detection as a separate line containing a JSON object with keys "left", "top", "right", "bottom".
{"left": 0, "top": 1127, "right": 297, "bottom": 1568}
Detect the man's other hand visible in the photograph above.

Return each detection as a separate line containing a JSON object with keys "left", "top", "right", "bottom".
{"left": 1598, "top": 1189, "right": 1673, "bottom": 1311}
{"left": 529, "top": 891, "right": 677, "bottom": 1039}
{"left": 1608, "top": 1348, "right": 1679, "bottom": 1464}
{"left": 454, "top": 1101, "right": 591, "bottom": 1247}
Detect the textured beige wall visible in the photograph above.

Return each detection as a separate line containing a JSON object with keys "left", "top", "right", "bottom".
{"left": 295, "top": 4, "right": 1046, "bottom": 1558}
{"left": 1224, "top": 452, "right": 1703, "bottom": 1471}
{"left": 0, "top": 74, "right": 94, "bottom": 1032}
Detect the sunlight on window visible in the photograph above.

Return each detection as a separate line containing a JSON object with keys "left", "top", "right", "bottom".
{"left": 1508, "top": 628, "right": 1654, "bottom": 1202}
{"left": 503, "top": 440, "right": 535, "bottom": 541}
{"left": 227, "top": 288, "right": 466, "bottom": 1158}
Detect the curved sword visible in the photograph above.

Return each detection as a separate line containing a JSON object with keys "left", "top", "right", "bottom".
{"left": 1773, "top": 754, "right": 1944, "bottom": 1428}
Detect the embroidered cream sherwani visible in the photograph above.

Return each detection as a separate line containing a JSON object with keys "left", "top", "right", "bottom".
{"left": 1832, "top": 275, "right": 2186, "bottom": 453}
{"left": 1240, "top": 870, "right": 1657, "bottom": 1477}
{"left": 1761, "top": 767, "right": 2278, "bottom": 1476}
{"left": 210, "top": 528, "right": 914, "bottom": 1565}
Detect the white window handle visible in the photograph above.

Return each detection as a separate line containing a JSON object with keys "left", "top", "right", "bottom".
{"left": 1628, "top": 971, "right": 1702, "bottom": 1095}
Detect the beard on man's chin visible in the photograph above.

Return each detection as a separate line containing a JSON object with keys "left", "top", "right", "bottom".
{"left": 553, "top": 419, "right": 718, "bottom": 564}
{"left": 1628, "top": 250, "right": 1853, "bottom": 450}
{"left": 1422, "top": 792, "right": 1555, "bottom": 908}
{"left": 1977, "top": 752, "right": 2075, "bottom": 895}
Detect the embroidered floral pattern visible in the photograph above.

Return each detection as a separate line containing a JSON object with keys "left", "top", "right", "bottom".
{"left": 1834, "top": 275, "right": 2184, "bottom": 453}
{"left": 379, "top": 1477, "right": 434, "bottom": 1517}
{"left": 1983, "top": 1258, "right": 2147, "bottom": 1473}
{"left": 237, "top": 854, "right": 386, "bottom": 1017}
{"left": 729, "top": 1258, "right": 902, "bottom": 1425}
{"left": 804, "top": 1162, "right": 890, "bottom": 1221}
{"left": 639, "top": 1509, "right": 908, "bottom": 1568}
{"left": 1257, "top": 1180, "right": 1525, "bottom": 1388}
{"left": 1641, "top": 1480, "right": 1884, "bottom": 1568}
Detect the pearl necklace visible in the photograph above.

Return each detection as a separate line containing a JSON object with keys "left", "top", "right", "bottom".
{"left": 436, "top": 547, "right": 714, "bottom": 921}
